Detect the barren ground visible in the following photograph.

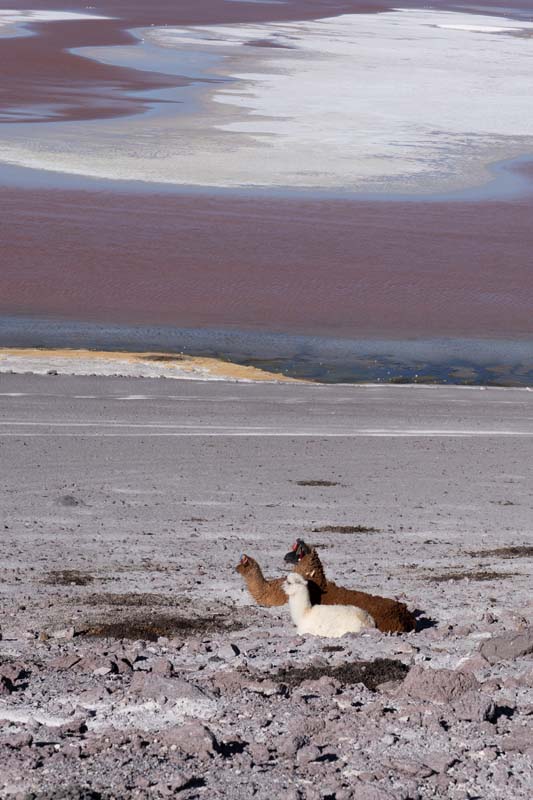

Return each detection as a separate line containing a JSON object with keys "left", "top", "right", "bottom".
{"left": 0, "top": 374, "right": 532, "bottom": 799}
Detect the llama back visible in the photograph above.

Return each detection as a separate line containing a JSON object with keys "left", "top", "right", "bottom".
{"left": 321, "top": 584, "right": 416, "bottom": 633}
{"left": 298, "top": 603, "right": 375, "bottom": 638}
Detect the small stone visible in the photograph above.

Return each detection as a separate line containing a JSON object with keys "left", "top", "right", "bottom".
{"left": 58, "top": 717, "right": 87, "bottom": 736}
{"left": 218, "top": 643, "right": 240, "bottom": 660}
{"left": 244, "top": 679, "right": 281, "bottom": 697}
{"left": 152, "top": 658, "right": 174, "bottom": 676}
{"left": 480, "top": 627, "right": 533, "bottom": 665}
{"left": 50, "top": 654, "right": 81, "bottom": 671}
{"left": 386, "top": 758, "right": 434, "bottom": 778}
{"left": 249, "top": 742, "right": 270, "bottom": 765}
{"left": 277, "top": 734, "right": 308, "bottom": 757}
{"left": 162, "top": 722, "right": 218, "bottom": 757}
{"left": 452, "top": 691, "right": 496, "bottom": 722}
{"left": 93, "top": 666, "right": 111, "bottom": 676}
{"left": 401, "top": 665, "right": 478, "bottom": 704}
{"left": 296, "top": 744, "right": 321, "bottom": 765}
{"left": 1, "top": 663, "right": 26, "bottom": 682}
{"left": 499, "top": 733, "right": 532, "bottom": 754}
{"left": 50, "top": 626, "right": 76, "bottom": 640}
{"left": 457, "top": 653, "right": 489, "bottom": 673}
{"left": 422, "top": 752, "right": 457, "bottom": 773}
{"left": 2, "top": 732, "right": 33, "bottom": 749}
{"left": 130, "top": 673, "right": 208, "bottom": 702}
{"left": 76, "top": 656, "right": 116, "bottom": 674}
{"left": 296, "top": 676, "right": 341, "bottom": 697}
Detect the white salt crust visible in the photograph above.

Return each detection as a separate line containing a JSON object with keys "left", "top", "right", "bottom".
{"left": 1, "top": 9, "right": 533, "bottom": 192}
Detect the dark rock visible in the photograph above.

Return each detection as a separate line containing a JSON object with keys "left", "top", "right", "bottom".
{"left": 0, "top": 675, "right": 14, "bottom": 694}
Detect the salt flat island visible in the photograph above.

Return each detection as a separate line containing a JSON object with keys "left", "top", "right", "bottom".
{"left": 2, "top": 9, "right": 533, "bottom": 193}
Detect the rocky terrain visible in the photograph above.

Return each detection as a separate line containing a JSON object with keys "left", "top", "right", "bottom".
{"left": 1, "top": 374, "right": 532, "bottom": 799}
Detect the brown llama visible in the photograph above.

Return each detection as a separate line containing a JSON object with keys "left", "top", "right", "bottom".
{"left": 284, "top": 539, "right": 416, "bottom": 634}
{"left": 235, "top": 554, "right": 288, "bottom": 607}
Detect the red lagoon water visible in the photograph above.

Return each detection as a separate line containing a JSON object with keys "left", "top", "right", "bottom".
{"left": 1, "top": 188, "right": 532, "bottom": 341}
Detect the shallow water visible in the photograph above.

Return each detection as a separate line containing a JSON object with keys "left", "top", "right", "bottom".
{"left": 2, "top": 316, "right": 533, "bottom": 386}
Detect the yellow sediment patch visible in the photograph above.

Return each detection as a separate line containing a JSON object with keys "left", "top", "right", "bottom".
{"left": 0, "top": 347, "right": 303, "bottom": 383}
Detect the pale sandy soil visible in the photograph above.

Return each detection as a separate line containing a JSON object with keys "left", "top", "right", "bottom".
{"left": 0, "top": 374, "right": 532, "bottom": 799}
{"left": 0, "top": 348, "right": 301, "bottom": 383}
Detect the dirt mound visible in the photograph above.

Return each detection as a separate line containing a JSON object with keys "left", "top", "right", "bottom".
{"left": 84, "top": 592, "right": 184, "bottom": 608}
{"left": 44, "top": 570, "right": 94, "bottom": 586}
{"left": 85, "top": 614, "right": 243, "bottom": 642}
{"left": 294, "top": 479, "right": 339, "bottom": 487}
{"left": 311, "top": 525, "right": 379, "bottom": 534}
{"left": 429, "top": 570, "right": 518, "bottom": 582}
{"left": 470, "top": 546, "right": 533, "bottom": 559}
{"left": 273, "top": 658, "right": 409, "bottom": 692}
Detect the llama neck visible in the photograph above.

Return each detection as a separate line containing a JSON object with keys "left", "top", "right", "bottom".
{"left": 288, "top": 588, "right": 311, "bottom": 626}
{"left": 244, "top": 567, "right": 268, "bottom": 601}
{"left": 295, "top": 550, "right": 327, "bottom": 590}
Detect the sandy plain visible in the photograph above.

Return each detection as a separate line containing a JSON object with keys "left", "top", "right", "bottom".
{"left": 0, "top": 374, "right": 532, "bottom": 798}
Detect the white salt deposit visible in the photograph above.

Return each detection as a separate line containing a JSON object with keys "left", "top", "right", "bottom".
{"left": 0, "top": 9, "right": 109, "bottom": 37}
{"left": 1, "top": 8, "right": 533, "bottom": 193}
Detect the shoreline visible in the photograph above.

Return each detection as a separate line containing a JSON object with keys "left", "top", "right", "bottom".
{"left": 2, "top": 339, "right": 533, "bottom": 388}
{"left": 0, "top": 347, "right": 302, "bottom": 384}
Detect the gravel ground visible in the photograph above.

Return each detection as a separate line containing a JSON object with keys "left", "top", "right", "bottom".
{"left": 0, "top": 374, "right": 532, "bottom": 799}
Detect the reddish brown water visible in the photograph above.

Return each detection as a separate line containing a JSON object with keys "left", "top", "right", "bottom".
{"left": 2, "top": 189, "right": 532, "bottom": 340}
{"left": 1, "top": 0, "right": 532, "bottom": 350}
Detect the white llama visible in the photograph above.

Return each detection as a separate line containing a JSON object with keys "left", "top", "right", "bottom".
{"left": 282, "top": 573, "right": 375, "bottom": 637}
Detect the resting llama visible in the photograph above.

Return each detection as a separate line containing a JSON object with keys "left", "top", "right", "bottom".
{"left": 283, "top": 573, "right": 375, "bottom": 637}
{"left": 235, "top": 554, "right": 287, "bottom": 607}
{"left": 284, "top": 539, "right": 416, "bottom": 634}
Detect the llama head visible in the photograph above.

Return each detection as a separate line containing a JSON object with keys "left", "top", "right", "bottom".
{"left": 235, "top": 553, "right": 258, "bottom": 575}
{"left": 283, "top": 538, "right": 311, "bottom": 564}
{"left": 282, "top": 572, "right": 308, "bottom": 596}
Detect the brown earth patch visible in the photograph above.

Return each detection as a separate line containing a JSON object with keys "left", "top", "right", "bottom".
{"left": 469, "top": 546, "right": 533, "bottom": 559}
{"left": 295, "top": 480, "right": 340, "bottom": 487}
{"left": 429, "top": 570, "right": 519, "bottom": 583}
{"left": 56, "top": 494, "right": 86, "bottom": 508}
{"left": 43, "top": 570, "right": 94, "bottom": 586}
{"left": 83, "top": 592, "right": 187, "bottom": 608}
{"left": 311, "top": 525, "right": 380, "bottom": 534}
{"left": 273, "top": 658, "right": 409, "bottom": 692}
{"left": 85, "top": 614, "right": 243, "bottom": 642}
